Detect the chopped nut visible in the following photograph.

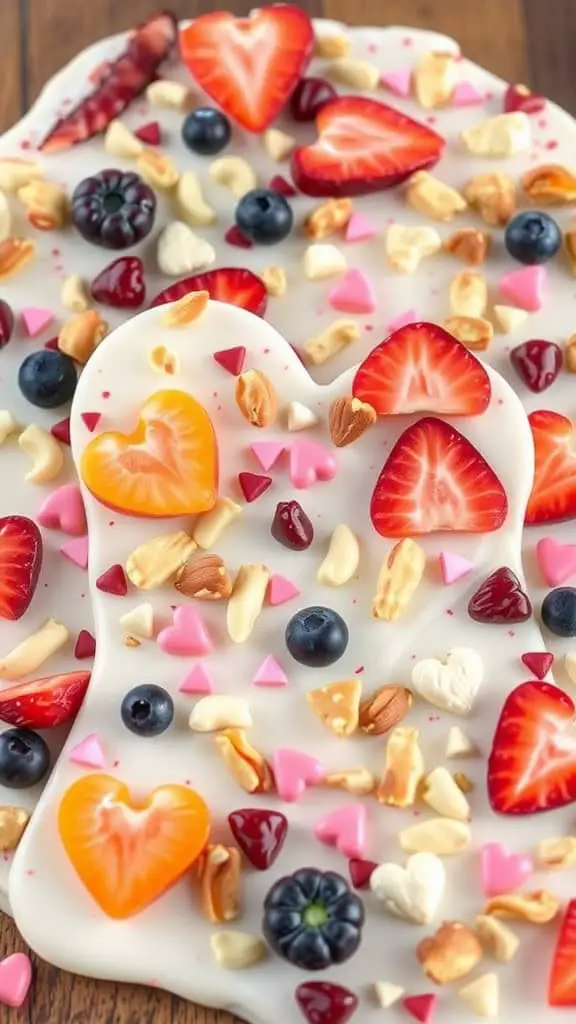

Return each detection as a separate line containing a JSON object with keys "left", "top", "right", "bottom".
{"left": 306, "top": 679, "right": 362, "bottom": 737}
{"left": 210, "top": 930, "right": 267, "bottom": 970}
{"left": 119, "top": 603, "right": 154, "bottom": 639}
{"left": 214, "top": 728, "right": 274, "bottom": 793}
{"left": 148, "top": 343, "right": 179, "bottom": 375}
{"left": 413, "top": 51, "right": 458, "bottom": 108}
{"left": 0, "top": 806, "right": 30, "bottom": 852}
{"left": 146, "top": 79, "right": 195, "bottom": 110}
{"left": 126, "top": 531, "right": 196, "bottom": 589}
{"left": 18, "top": 424, "right": 64, "bottom": 483}
{"left": 328, "top": 396, "right": 376, "bottom": 447}
{"left": 123, "top": 634, "right": 142, "bottom": 648}
{"left": 444, "top": 316, "right": 493, "bottom": 351}
{"left": 324, "top": 768, "right": 375, "bottom": 796}
{"left": 210, "top": 155, "right": 257, "bottom": 199}
{"left": 462, "top": 112, "right": 530, "bottom": 157}
{"left": 61, "top": 274, "right": 90, "bottom": 313}
{"left": 373, "top": 982, "right": 405, "bottom": 1010}
{"left": 304, "top": 198, "right": 353, "bottom": 240}
{"left": 399, "top": 818, "right": 471, "bottom": 856}
{"left": 445, "top": 725, "right": 478, "bottom": 759}
{"left": 227, "top": 564, "right": 270, "bottom": 643}
{"left": 458, "top": 972, "right": 499, "bottom": 1019}
{"left": 189, "top": 696, "right": 252, "bottom": 733}
{"left": 58, "top": 309, "right": 108, "bottom": 364}
{"left": 464, "top": 171, "right": 516, "bottom": 226}
{"left": 566, "top": 338, "right": 576, "bottom": 373}
{"left": 197, "top": 844, "right": 242, "bottom": 923}
{"left": 444, "top": 227, "right": 490, "bottom": 265}
{"left": 260, "top": 266, "right": 287, "bottom": 297}
{"left": 422, "top": 766, "right": 470, "bottom": 821}
{"left": 137, "top": 148, "right": 179, "bottom": 191}
{"left": 483, "top": 889, "right": 560, "bottom": 923}
{"left": 453, "top": 772, "right": 473, "bottom": 793}
{"left": 157, "top": 220, "right": 215, "bottom": 276}
{"left": 303, "top": 242, "right": 347, "bottom": 281}
{"left": 18, "top": 180, "right": 68, "bottom": 230}
{"left": 0, "top": 411, "right": 18, "bottom": 446}
{"left": 315, "top": 32, "right": 350, "bottom": 58}
{"left": 175, "top": 553, "right": 232, "bottom": 601}
{"left": 302, "top": 320, "right": 360, "bottom": 366}
{"left": 193, "top": 496, "right": 242, "bottom": 549}
{"left": 163, "top": 290, "right": 209, "bottom": 326}
{"left": 235, "top": 369, "right": 278, "bottom": 428}
{"left": 359, "top": 685, "right": 412, "bottom": 736}
{"left": 386, "top": 224, "right": 441, "bottom": 272}
{"left": 104, "top": 120, "right": 143, "bottom": 158}
{"left": 417, "top": 921, "right": 483, "bottom": 984}
{"left": 262, "top": 127, "right": 296, "bottom": 161}
{"left": 0, "top": 190, "right": 10, "bottom": 243}
{"left": 0, "top": 159, "right": 43, "bottom": 192}
{"left": 449, "top": 271, "right": 488, "bottom": 318}
{"left": 176, "top": 170, "right": 217, "bottom": 226}
{"left": 377, "top": 726, "right": 424, "bottom": 807}
{"left": 406, "top": 171, "right": 467, "bottom": 221}
{"left": 317, "top": 523, "right": 360, "bottom": 586}
{"left": 0, "top": 618, "right": 69, "bottom": 680}
{"left": 493, "top": 305, "right": 528, "bottom": 334}
{"left": 326, "top": 58, "right": 380, "bottom": 91}
{"left": 536, "top": 836, "right": 576, "bottom": 869}
{"left": 286, "top": 401, "right": 319, "bottom": 432}
{"left": 0, "top": 237, "right": 36, "bottom": 280}
{"left": 475, "top": 915, "right": 519, "bottom": 962}
{"left": 522, "top": 163, "right": 576, "bottom": 204}
{"left": 564, "top": 229, "right": 576, "bottom": 276}
{"left": 372, "top": 539, "right": 426, "bottom": 621}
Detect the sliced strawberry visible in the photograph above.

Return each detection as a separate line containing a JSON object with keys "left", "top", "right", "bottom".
{"left": 40, "top": 12, "right": 177, "bottom": 152}
{"left": 525, "top": 410, "right": 576, "bottom": 524}
{"left": 292, "top": 97, "right": 445, "bottom": 197}
{"left": 0, "top": 515, "right": 42, "bottom": 621}
{"left": 0, "top": 671, "right": 90, "bottom": 728}
{"left": 371, "top": 417, "right": 508, "bottom": 538}
{"left": 150, "top": 268, "right": 268, "bottom": 318}
{"left": 353, "top": 322, "right": 490, "bottom": 416}
{"left": 549, "top": 900, "right": 576, "bottom": 1006}
{"left": 488, "top": 681, "right": 576, "bottom": 815}
{"left": 180, "top": 6, "right": 314, "bottom": 133}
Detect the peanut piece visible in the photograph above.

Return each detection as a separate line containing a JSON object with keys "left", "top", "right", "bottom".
{"left": 58, "top": 309, "right": 108, "bottom": 364}
{"left": 163, "top": 290, "right": 209, "bottom": 327}
{"left": 193, "top": 496, "right": 242, "bottom": 550}
{"left": 0, "top": 190, "right": 10, "bottom": 242}
{"left": 315, "top": 33, "right": 350, "bottom": 58}
{"left": 210, "top": 931, "right": 267, "bottom": 970}
{"left": 522, "top": 163, "right": 576, "bottom": 204}
{"left": 327, "top": 58, "right": 380, "bottom": 91}
{"left": 214, "top": 728, "right": 274, "bottom": 794}
{"left": 444, "top": 227, "right": 490, "bottom": 265}
{"left": 0, "top": 619, "right": 69, "bottom": 680}
{"left": 126, "top": 531, "right": 196, "bottom": 589}
{"left": 413, "top": 51, "right": 458, "bottom": 108}
{"left": 0, "top": 159, "right": 43, "bottom": 192}
{"left": 536, "top": 836, "right": 576, "bottom": 869}
{"left": 137, "top": 148, "right": 180, "bottom": 191}
{"left": 61, "top": 274, "right": 90, "bottom": 313}
{"left": 260, "top": 266, "right": 287, "bottom": 297}
{"left": 305, "top": 198, "right": 353, "bottom": 240}
{"left": 386, "top": 224, "right": 441, "bottom": 272}
{"left": 324, "top": 768, "right": 376, "bottom": 796}
{"left": 417, "top": 921, "right": 483, "bottom": 984}
{"left": 303, "top": 243, "right": 347, "bottom": 281}
{"left": 0, "top": 411, "right": 18, "bottom": 445}
{"left": 475, "top": 915, "right": 519, "bottom": 962}
{"left": 422, "top": 766, "right": 470, "bottom": 821}
{"left": 227, "top": 564, "right": 269, "bottom": 643}
{"left": 189, "top": 696, "right": 252, "bottom": 733}
{"left": 464, "top": 171, "right": 516, "bottom": 227}
{"left": 146, "top": 79, "right": 195, "bottom": 110}
{"left": 157, "top": 220, "right": 215, "bottom": 277}
{"left": 399, "top": 818, "right": 471, "bottom": 856}
{"left": 197, "top": 844, "right": 242, "bottom": 923}
{"left": 0, "top": 237, "right": 36, "bottom": 280}
{"left": 176, "top": 171, "right": 217, "bottom": 227}
{"left": 406, "top": 171, "right": 467, "bottom": 222}
{"left": 317, "top": 523, "right": 360, "bottom": 586}
{"left": 104, "top": 120, "right": 143, "bottom": 158}
{"left": 462, "top": 113, "right": 530, "bottom": 157}
{"left": 302, "top": 321, "right": 359, "bottom": 366}
{"left": 483, "top": 890, "right": 560, "bottom": 923}
{"left": 235, "top": 370, "right": 277, "bottom": 428}
{"left": 449, "top": 271, "right": 488, "bottom": 318}
{"left": 377, "top": 726, "right": 424, "bottom": 808}
{"left": 18, "top": 424, "right": 64, "bottom": 483}
{"left": 210, "top": 156, "right": 257, "bottom": 199}
{"left": 148, "top": 344, "right": 179, "bottom": 376}
{"left": 372, "top": 539, "right": 426, "bottom": 621}
{"left": 262, "top": 128, "right": 296, "bottom": 162}
{"left": 444, "top": 316, "right": 493, "bottom": 351}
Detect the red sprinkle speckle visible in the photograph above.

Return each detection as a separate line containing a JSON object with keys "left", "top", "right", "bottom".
{"left": 102, "top": 391, "right": 111, "bottom": 399}
{"left": 545, "top": 139, "right": 559, "bottom": 150}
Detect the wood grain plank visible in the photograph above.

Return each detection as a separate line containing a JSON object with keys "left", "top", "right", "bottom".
{"left": 0, "top": 0, "right": 23, "bottom": 133}
{"left": 523, "top": 0, "right": 576, "bottom": 112}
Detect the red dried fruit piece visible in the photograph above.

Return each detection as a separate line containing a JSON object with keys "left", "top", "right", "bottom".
{"left": 289, "top": 76, "right": 338, "bottom": 122}
{"left": 91, "top": 256, "right": 145, "bottom": 309}
{"left": 81, "top": 412, "right": 101, "bottom": 432}
{"left": 213, "top": 346, "right": 246, "bottom": 376}
{"left": 370, "top": 417, "right": 508, "bottom": 538}
{"left": 269, "top": 175, "right": 298, "bottom": 197}
{"left": 292, "top": 97, "right": 445, "bottom": 197}
{"left": 549, "top": 899, "right": 576, "bottom": 1005}
{"left": 348, "top": 857, "right": 378, "bottom": 889}
{"left": 134, "top": 121, "right": 161, "bottom": 145}
{"left": 0, "top": 670, "right": 90, "bottom": 728}
{"left": 521, "top": 651, "right": 554, "bottom": 679}
{"left": 224, "top": 225, "right": 253, "bottom": 249}
{"left": 0, "top": 515, "right": 43, "bottom": 621}
{"left": 0, "top": 298, "right": 15, "bottom": 347}
{"left": 295, "top": 981, "right": 359, "bottom": 1024}
{"left": 44, "top": 337, "right": 59, "bottom": 351}
{"left": 40, "top": 12, "right": 178, "bottom": 151}
{"left": 271, "top": 500, "right": 314, "bottom": 550}
{"left": 468, "top": 567, "right": 532, "bottom": 624}
{"left": 510, "top": 340, "right": 562, "bottom": 393}
{"left": 150, "top": 267, "right": 268, "bottom": 318}
{"left": 353, "top": 322, "right": 491, "bottom": 416}
{"left": 74, "top": 629, "right": 96, "bottom": 660}
{"left": 488, "top": 680, "right": 576, "bottom": 814}
{"left": 51, "top": 417, "right": 71, "bottom": 445}
{"left": 526, "top": 410, "right": 576, "bottom": 525}
{"left": 228, "top": 808, "right": 288, "bottom": 870}
{"left": 402, "top": 993, "right": 437, "bottom": 1024}
{"left": 504, "top": 83, "right": 546, "bottom": 115}
{"left": 96, "top": 563, "right": 128, "bottom": 596}
{"left": 238, "top": 472, "right": 272, "bottom": 503}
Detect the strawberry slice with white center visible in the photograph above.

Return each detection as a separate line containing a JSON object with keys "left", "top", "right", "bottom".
{"left": 488, "top": 681, "right": 576, "bottom": 815}
{"left": 292, "top": 97, "right": 445, "bottom": 197}
{"left": 549, "top": 900, "right": 576, "bottom": 1006}
{"left": 180, "top": 6, "right": 314, "bottom": 133}
{"left": 150, "top": 268, "right": 268, "bottom": 318}
{"left": 370, "top": 417, "right": 508, "bottom": 538}
{"left": 525, "top": 410, "right": 576, "bottom": 524}
{"left": 0, "top": 515, "right": 43, "bottom": 620}
{"left": 353, "top": 322, "right": 491, "bottom": 416}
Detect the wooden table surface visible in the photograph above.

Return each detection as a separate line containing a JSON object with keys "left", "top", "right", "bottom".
{"left": 0, "top": 0, "right": 574, "bottom": 1021}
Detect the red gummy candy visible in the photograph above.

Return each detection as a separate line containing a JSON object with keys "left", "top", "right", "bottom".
{"left": 269, "top": 174, "right": 298, "bottom": 197}
{"left": 271, "top": 500, "right": 314, "bottom": 550}
{"left": 135, "top": 121, "right": 161, "bottom": 145}
{"left": 521, "top": 651, "right": 554, "bottom": 679}
{"left": 0, "top": 298, "right": 14, "bottom": 347}
{"left": 510, "top": 340, "right": 562, "bottom": 393}
{"left": 51, "top": 417, "right": 71, "bottom": 445}
{"left": 296, "top": 982, "right": 358, "bottom": 1024}
{"left": 96, "top": 564, "right": 128, "bottom": 596}
{"left": 213, "top": 346, "right": 246, "bottom": 376}
{"left": 348, "top": 857, "right": 378, "bottom": 889}
{"left": 91, "top": 256, "right": 145, "bottom": 309}
{"left": 228, "top": 808, "right": 288, "bottom": 870}
{"left": 81, "top": 412, "right": 101, "bottom": 432}
{"left": 238, "top": 472, "right": 272, "bottom": 503}
{"left": 289, "top": 76, "right": 338, "bottom": 122}
{"left": 504, "top": 83, "right": 546, "bottom": 115}
{"left": 468, "top": 567, "right": 532, "bottom": 624}
{"left": 224, "top": 225, "right": 253, "bottom": 249}
{"left": 74, "top": 629, "right": 96, "bottom": 660}
{"left": 402, "top": 993, "right": 437, "bottom": 1024}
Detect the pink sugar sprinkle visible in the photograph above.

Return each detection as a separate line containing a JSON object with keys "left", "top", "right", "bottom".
{"left": 402, "top": 36, "right": 413, "bottom": 46}
{"left": 25, "top": 869, "right": 35, "bottom": 877}
{"left": 446, "top": 608, "right": 454, "bottom": 616}
{"left": 19, "top": 140, "right": 32, "bottom": 150}
{"left": 354, "top": 666, "right": 364, "bottom": 674}
{"left": 508, "top": 630, "right": 515, "bottom": 638}
{"left": 537, "top": 117, "right": 548, "bottom": 129}
{"left": 367, "top": 43, "right": 379, "bottom": 53}
{"left": 364, "top": 324, "right": 374, "bottom": 331}
{"left": 102, "top": 390, "right": 110, "bottom": 399}
{"left": 426, "top": 115, "right": 438, "bottom": 125}
{"left": 113, "top": 759, "right": 120, "bottom": 768}
{"left": 545, "top": 139, "right": 559, "bottom": 150}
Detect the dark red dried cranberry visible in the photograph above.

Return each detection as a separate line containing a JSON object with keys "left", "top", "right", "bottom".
{"left": 0, "top": 299, "right": 14, "bottom": 348}
{"left": 295, "top": 981, "right": 358, "bottom": 1024}
{"left": 228, "top": 808, "right": 288, "bottom": 869}
{"left": 91, "top": 256, "right": 145, "bottom": 308}
{"left": 269, "top": 175, "right": 298, "bottom": 197}
{"left": 96, "top": 564, "right": 128, "bottom": 596}
{"left": 348, "top": 858, "right": 378, "bottom": 889}
{"left": 510, "top": 339, "right": 562, "bottom": 393}
{"left": 289, "top": 76, "right": 338, "bottom": 122}
{"left": 271, "top": 500, "right": 314, "bottom": 550}
{"left": 224, "top": 225, "right": 253, "bottom": 249}
{"left": 521, "top": 651, "right": 554, "bottom": 679}
{"left": 238, "top": 472, "right": 272, "bottom": 503}
{"left": 71, "top": 169, "right": 156, "bottom": 249}
{"left": 468, "top": 567, "right": 532, "bottom": 624}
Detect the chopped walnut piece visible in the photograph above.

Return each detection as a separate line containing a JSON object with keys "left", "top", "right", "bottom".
{"left": 444, "top": 228, "right": 490, "bottom": 265}
{"left": 464, "top": 171, "right": 516, "bottom": 226}
{"left": 304, "top": 198, "right": 353, "bottom": 240}
{"left": 483, "top": 889, "right": 560, "bottom": 924}
{"left": 522, "top": 163, "right": 576, "bottom": 204}
{"left": 462, "top": 112, "right": 530, "bottom": 157}
{"left": 386, "top": 224, "right": 441, "bottom": 273}
{"left": 417, "top": 921, "right": 483, "bottom": 984}
{"left": 377, "top": 726, "right": 424, "bottom": 807}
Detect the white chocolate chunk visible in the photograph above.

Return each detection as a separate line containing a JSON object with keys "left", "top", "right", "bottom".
{"left": 61, "top": 274, "right": 90, "bottom": 312}
{"left": 18, "top": 424, "right": 64, "bottom": 484}
{"left": 286, "top": 401, "right": 319, "bottom": 432}
{"left": 210, "top": 931, "right": 267, "bottom": 970}
{"left": 303, "top": 243, "right": 347, "bottom": 281}
{"left": 458, "top": 973, "right": 499, "bottom": 1019}
{"left": 462, "top": 112, "right": 531, "bottom": 156}
{"left": 189, "top": 696, "right": 252, "bottom": 733}
{"left": 446, "top": 725, "right": 478, "bottom": 759}
{"left": 493, "top": 304, "right": 528, "bottom": 334}
{"left": 0, "top": 619, "right": 69, "bottom": 680}
{"left": 411, "top": 647, "right": 483, "bottom": 714}
{"left": 422, "top": 766, "right": 470, "bottom": 821}
{"left": 302, "top": 321, "right": 359, "bottom": 366}
{"left": 317, "top": 524, "right": 360, "bottom": 586}
{"left": 157, "top": 220, "right": 215, "bottom": 277}
{"left": 119, "top": 603, "right": 154, "bottom": 639}
{"left": 399, "top": 818, "right": 471, "bottom": 855}
{"left": 327, "top": 58, "right": 380, "bottom": 91}
{"left": 374, "top": 981, "right": 405, "bottom": 1009}
{"left": 386, "top": 224, "right": 442, "bottom": 273}
{"left": 146, "top": 79, "right": 194, "bottom": 110}
{"left": 413, "top": 51, "right": 458, "bottom": 108}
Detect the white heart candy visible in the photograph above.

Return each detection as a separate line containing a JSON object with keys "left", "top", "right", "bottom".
{"left": 411, "top": 646, "right": 483, "bottom": 714}
{"left": 156, "top": 220, "right": 216, "bottom": 277}
{"left": 370, "top": 852, "right": 446, "bottom": 924}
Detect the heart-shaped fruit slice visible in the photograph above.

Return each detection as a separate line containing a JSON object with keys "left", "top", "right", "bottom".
{"left": 228, "top": 808, "right": 288, "bottom": 870}
{"left": 295, "top": 981, "right": 359, "bottom": 1024}
{"left": 525, "top": 410, "right": 576, "bottom": 524}
{"left": 468, "top": 567, "right": 532, "bottom": 624}
{"left": 81, "top": 389, "right": 218, "bottom": 518}
{"left": 549, "top": 899, "right": 576, "bottom": 1006}
{"left": 370, "top": 417, "right": 507, "bottom": 537}
{"left": 352, "top": 322, "right": 491, "bottom": 416}
{"left": 488, "top": 681, "right": 576, "bottom": 814}
{"left": 180, "top": 7, "right": 314, "bottom": 133}
{"left": 510, "top": 340, "right": 562, "bottom": 393}
{"left": 0, "top": 515, "right": 43, "bottom": 620}
{"left": 292, "top": 97, "right": 445, "bottom": 197}
{"left": 59, "top": 773, "right": 210, "bottom": 918}
{"left": 0, "top": 671, "right": 90, "bottom": 728}
{"left": 150, "top": 267, "right": 267, "bottom": 318}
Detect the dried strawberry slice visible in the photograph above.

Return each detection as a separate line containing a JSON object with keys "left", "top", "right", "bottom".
{"left": 228, "top": 808, "right": 288, "bottom": 870}
{"left": 468, "top": 567, "right": 532, "bottom": 624}
{"left": 40, "top": 11, "right": 178, "bottom": 152}
{"left": 149, "top": 267, "right": 268, "bottom": 318}
{"left": 295, "top": 981, "right": 358, "bottom": 1024}
{"left": 0, "top": 671, "right": 91, "bottom": 729}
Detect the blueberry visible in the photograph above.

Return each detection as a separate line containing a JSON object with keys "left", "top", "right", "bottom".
{"left": 121, "top": 684, "right": 174, "bottom": 737}
{"left": 541, "top": 587, "right": 576, "bottom": 637}
{"left": 18, "top": 349, "right": 77, "bottom": 408}
{"left": 504, "top": 210, "right": 561, "bottom": 265}
{"left": 181, "top": 107, "right": 231, "bottom": 156}
{"left": 0, "top": 727, "right": 50, "bottom": 789}
{"left": 263, "top": 867, "right": 364, "bottom": 970}
{"left": 235, "top": 189, "right": 293, "bottom": 245}
{"left": 285, "top": 606, "right": 349, "bottom": 668}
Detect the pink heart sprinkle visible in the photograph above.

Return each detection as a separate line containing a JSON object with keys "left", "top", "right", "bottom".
{"left": 314, "top": 802, "right": 367, "bottom": 859}
{"left": 21, "top": 307, "right": 54, "bottom": 338}
{"left": 252, "top": 654, "right": 288, "bottom": 687}
{"left": 452, "top": 80, "right": 485, "bottom": 106}
{"left": 37, "top": 483, "right": 87, "bottom": 535}
{"left": 289, "top": 440, "right": 337, "bottom": 490}
{"left": 381, "top": 67, "right": 412, "bottom": 97}
{"left": 0, "top": 953, "right": 33, "bottom": 1008}
{"left": 329, "top": 269, "right": 376, "bottom": 314}
{"left": 387, "top": 308, "right": 419, "bottom": 332}
{"left": 439, "top": 551, "right": 474, "bottom": 585}
{"left": 499, "top": 265, "right": 546, "bottom": 312}
{"left": 179, "top": 665, "right": 213, "bottom": 694}
{"left": 344, "top": 212, "right": 376, "bottom": 243}
{"left": 250, "top": 441, "right": 285, "bottom": 471}
{"left": 480, "top": 841, "right": 533, "bottom": 896}
{"left": 536, "top": 536, "right": 576, "bottom": 587}
{"left": 157, "top": 606, "right": 213, "bottom": 656}
{"left": 60, "top": 535, "right": 88, "bottom": 570}
{"left": 272, "top": 748, "right": 325, "bottom": 802}
{"left": 268, "top": 574, "right": 301, "bottom": 606}
{"left": 68, "top": 734, "right": 105, "bottom": 769}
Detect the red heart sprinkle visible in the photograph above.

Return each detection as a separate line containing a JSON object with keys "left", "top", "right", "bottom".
{"left": 213, "top": 346, "right": 246, "bottom": 376}
{"left": 402, "top": 993, "right": 437, "bottom": 1023}
{"left": 468, "top": 567, "right": 532, "bottom": 624}
{"left": 348, "top": 857, "right": 378, "bottom": 889}
{"left": 521, "top": 651, "right": 554, "bottom": 679}
{"left": 134, "top": 121, "right": 161, "bottom": 145}
{"left": 228, "top": 808, "right": 288, "bottom": 870}
{"left": 81, "top": 412, "right": 101, "bottom": 432}
{"left": 224, "top": 225, "right": 253, "bottom": 249}
{"left": 510, "top": 340, "right": 562, "bottom": 393}
{"left": 268, "top": 174, "right": 298, "bottom": 197}
{"left": 96, "top": 564, "right": 128, "bottom": 596}
{"left": 51, "top": 418, "right": 71, "bottom": 446}
{"left": 238, "top": 472, "right": 272, "bottom": 503}
{"left": 295, "top": 981, "right": 359, "bottom": 1024}
{"left": 74, "top": 629, "right": 96, "bottom": 660}
{"left": 91, "top": 256, "right": 146, "bottom": 309}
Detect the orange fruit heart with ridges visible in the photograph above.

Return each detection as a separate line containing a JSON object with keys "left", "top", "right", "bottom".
{"left": 59, "top": 774, "right": 210, "bottom": 919}
{"left": 81, "top": 389, "right": 218, "bottom": 518}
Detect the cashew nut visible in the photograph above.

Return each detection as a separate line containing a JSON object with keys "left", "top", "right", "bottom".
{"left": 0, "top": 410, "right": 17, "bottom": 445}
{"left": 104, "top": 119, "right": 143, "bottom": 158}
{"left": 148, "top": 344, "right": 180, "bottom": 376}
{"left": 189, "top": 695, "right": 252, "bottom": 733}
{"left": 317, "top": 524, "right": 360, "bottom": 586}
{"left": 0, "top": 619, "right": 69, "bottom": 679}
{"left": 18, "top": 424, "right": 64, "bottom": 483}
{"left": 462, "top": 112, "right": 531, "bottom": 157}
{"left": 176, "top": 170, "right": 217, "bottom": 227}
{"left": 227, "top": 564, "right": 270, "bottom": 643}
{"left": 0, "top": 159, "right": 43, "bottom": 193}
{"left": 137, "top": 149, "right": 180, "bottom": 191}
{"left": 61, "top": 274, "right": 90, "bottom": 313}
{"left": 209, "top": 156, "right": 257, "bottom": 199}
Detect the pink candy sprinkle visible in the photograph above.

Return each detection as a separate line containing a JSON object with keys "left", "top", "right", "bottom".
{"left": 452, "top": 80, "right": 485, "bottom": 107}
{"left": 499, "top": 265, "right": 546, "bottom": 312}
{"left": 480, "top": 842, "right": 533, "bottom": 896}
{"left": 272, "top": 748, "right": 325, "bottom": 803}
{"left": 252, "top": 654, "right": 288, "bottom": 687}
{"left": 157, "top": 606, "right": 213, "bottom": 656}
{"left": 268, "top": 574, "right": 300, "bottom": 606}
{"left": 38, "top": 483, "right": 86, "bottom": 536}
{"left": 68, "top": 733, "right": 106, "bottom": 769}
{"left": 21, "top": 307, "right": 54, "bottom": 338}
{"left": 81, "top": 412, "right": 101, "bottom": 432}
{"left": 314, "top": 802, "right": 367, "bottom": 859}
{"left": 289, "top": 440, "right": 337, "bottom": 490}
{"left": 328, "top": 269, "right": 376, "bottom": 315}
{"left": 179, "top": 665, "right": 213, "bottom": 694}
{"left": 60, "top": 535, "right": 89, "bottom": 570}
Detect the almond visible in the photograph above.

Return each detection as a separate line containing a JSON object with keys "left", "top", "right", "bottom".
{"left": 358, "top": 684, "right": 412, "bottom": 736}
{"left": 235, "top": 369, "right": 278, "bottom": 428}
{"left": 175, "top": 553, "right": 232, "bottom": 601}
{"left": 329, "top": 396, "right": 377, "bottom": 447}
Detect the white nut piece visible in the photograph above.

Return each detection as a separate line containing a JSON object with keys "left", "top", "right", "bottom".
{"left": 189, "top": 695, "right": 252, "bottom": 733}
{"left": 386, "top": 224, "right": 442, "bottom": 273}
{"left": 0, "top": 619, "right": 69, "bottom": 680}
{"left": 146, "top": 79, "right": 194, "bottom": 110}
{"left": 176, "top": 171, "right": 217, "bottom": 227}
{"left": 303, "top": 243, "right": 347, "bottom": 281}
{"left": 399, "top": 818, "right": 471, "bottom": 856}
{"left": 125, "top": 531, "right": 196, "bottom": 589}
{"left": 449, "top": 271, "right": 488, "bottom": 318}
{"left": 315, "top": 32, "right": 350, "bottom": 58}
{"left": 458, "top": 973, "right": 499, "bottom": 1020}
{"left": 0, "top": 159, "right": 43, "bottom": 192}
{"left": 61, "top": 273, "right": 90, "bottom": 313}
{"left": 422, "top": 766, "right": 471, "bottom": 821}
{"left": 370, "top": 852, "right": 446, "bottom": 924}
{"left": 104, "top": 120, "right": 143, "bottom": 158}
{"left": 0, "top": 410, "right": 18, "bottom": 445}
{"left": 286, "top": 401, "right": 319, "bottom": 432}
{"left": 302, "top": 320, "right": 359, "bottom": 366}
{"left": 157, "top": 220, "right": 216, "bottom": 277}
{"left": 413, "top": 51, "right": 458, "bottom": 108}
{"left": 326, "top": 58, "right": 380, "bottom": 91}
{"left": 18, "top": 424, "right": 64, "bottom": 484}
{"left": 0, "top": 189, "right": 11, "bottom": 242}
{"left": 406, "top": 171, "right": 467, "bottom": 222}
{"left": 227, "top": 564, "right": 270, "bottom": 644}
{"left": 119, "top": 603, "right": 154, "bottom": 639}
{"left": 263, "top": 128, "right": 296, "bottom": 162}
{"left": 193, "top": 496, "right": 242, "bottom": 550}
{"left": 209, "top": 156, "right": 257, "bottom": 199}
{"left": 493, "top": 305, "right": 528, "bottom": 334}
{"left": 475, "top": 915, "right": 519, "bottom": 962}
{"left": 210, "top": 931, "right": 267, "bottom": 970}
{"left": 462, "top": 112, "right": 531, "bottom": 157}
{"left": 374, "top": 982, "right": 405, "bottom": 1009}
{"left": 565, "top": 652, "right": 576, "bottom": 684}
{"left": 317, "top": 523, "right": 360, "bottom": 586}
{"left": 260, "top": 266, "right": 287, "bottom": 297}
{"left": 445, "top": 725, "right": 478, "bottom": 759}
{"left": 536, "top": 835, "right": 576, "bottom": 869}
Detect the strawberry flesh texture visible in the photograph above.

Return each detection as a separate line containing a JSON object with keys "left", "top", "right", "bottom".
{"left": 292, "top": 97, "right": 445, "bottom": 197}
{"left": 468, "top": 567, "right": 532, "bottom": 624}
{"left": 180, "top": 7, "right": 314, "bottom": 133}
{"left": 40, "top": 12, "right": 178, "bottom": 152}
{"left": 370, "top": 417, "right": 508, "bottom": 538}
{"left": 295, "top": 982, "right": 359, "bottom": 1024}
{"left": 525, "top": 410, "right": 576, "bottom": 524}
{"left": 521, "top": 651, "right": 554, "bottom": 679}
{"left": 228, "top": 808, "right": 288, "bottom": 870}
{"left": 549, "top": 899, "right": 576, "bottom": 1006}
{"left": 150, "top": 268, "right": 268, "bottom": 318}
{"left": 0, "top": 671, "right": 90, "bottom": 728}
{"left": 0, "top": 515, "right": 43, "bottom": 620}
{"left": 510, "top": 340, "right": 562, "bottom": 393}
{"left": 353, "top": 322, "right": 491, "bottom": 416}
{"left": 488, "top": 681, "right": 576, "bottom": 814}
